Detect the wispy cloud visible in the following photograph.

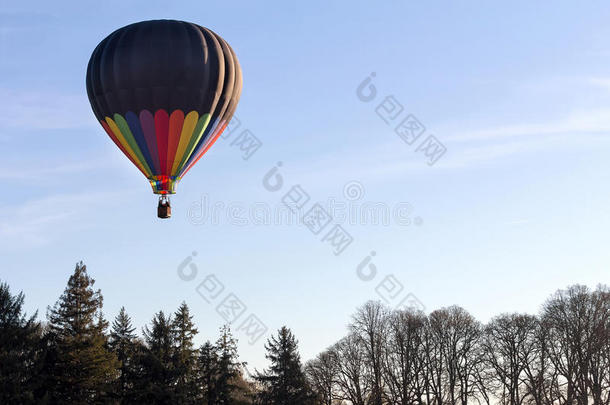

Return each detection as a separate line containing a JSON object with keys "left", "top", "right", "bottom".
{"left": 587, "top": 77, "right": 610, "bottom": 92}
{"left": 0, "top": 88, "right": 95, "bottom": 131}
{"left": 0, "top": 157, "right": 118, "bottom": 182}
{"left": 445, "top": 107, "right": 610, "bottom": 142}
{"left": 279, "top": 105, "right": 610, "bottom": 191}
{"left": 505, "top": 219, "right": 531, "bottom": 226}
{"left": 0, "top": 191, "right": 123, "bottom": 247}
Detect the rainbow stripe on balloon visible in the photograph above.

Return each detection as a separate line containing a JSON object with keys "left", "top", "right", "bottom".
{"left": 100, "top": 109, "right": 227, "bottom": 194}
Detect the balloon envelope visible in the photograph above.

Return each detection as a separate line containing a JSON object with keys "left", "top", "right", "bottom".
{"left": 86, "top": 20, "right": 242, "bottom": 194}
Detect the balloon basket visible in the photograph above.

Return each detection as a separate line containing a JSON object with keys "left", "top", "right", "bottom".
{"left": 157, "top": 195, "right": 171, "bottom": 219}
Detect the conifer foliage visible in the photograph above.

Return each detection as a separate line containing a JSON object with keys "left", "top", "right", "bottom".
{"left": 109, "top": 306, "right": 138, "bottom": 401}
{"left": 172, "top": 302, "right": 200, "bottom": 403}
{"left": 199, "top": 326, "right": 246, "bottom": 404}
{"left": 1, "top": 261, "right": 608, "bottom": 405}
{"left": 255, "top": 326, "right": 315, "bottom": 405}
{"left": 0, "top": 281, "right": 41, "bottom": 404}
{"left": 46, "top": 261, "right": 119, "bottom": 403}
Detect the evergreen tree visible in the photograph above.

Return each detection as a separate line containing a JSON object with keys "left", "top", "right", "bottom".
{"left": 171, "top": 302, "right": 199, "bottom": 404}
{"left": 46, "top": 261, "right": 119, "bottom": 403}
{"left": 36, "top": 323, "right": 59, "bottom": 404}
{"left": 255, "top": 326, "right": 314, "bottom": 405}
{"left": 215, "top": 325, "right": 244, "bottom": 404}
{"left": 109, "top": 306, "right": 138, "bottom": 402}
{"left": 199, "top": 340, "right": 220, "bottom": 404}
{"left": 140, "top": 310, "right": 175, "bottom": 403}
{"left": 0, "top": 281, "right": 42, "bottom": 404}
{"left": 198, "top": 326, "right": 247, "bottom": 405}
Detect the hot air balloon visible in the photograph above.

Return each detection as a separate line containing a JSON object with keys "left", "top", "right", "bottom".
{"left": 86, "top": 20, "right": 242, "bottom": 218}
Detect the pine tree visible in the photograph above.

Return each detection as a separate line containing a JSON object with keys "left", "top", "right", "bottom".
{"left": 109, "top": 306, "right": 138, "bottom": 402}
{"left": 199, "top": 340, "right": 219, "bottom": 404}
{"left": 255, "top": 326, "right": 314, "bottom": 405}
{"left": 198, "top": 326, "right": 246, "bottom": 405}
{"left": 140, "top": 310, "right": 175, "bottom": 403}
{"left": 46, "top": 261, "right": 119, "bottom": 403}
{"left": 171, "top": 302, "right": 199, "bottom": 404}
{"left": 0, "top": 281, "right": 42, "bottom": 404}
{"left": 215, "top": 325, "right": 244, "bottom": 404}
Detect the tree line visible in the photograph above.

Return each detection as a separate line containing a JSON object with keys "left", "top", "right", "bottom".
{"left": 0, "top": 262, "right": 608, "bottom": 404}
{"left": 305, "top": 287, "right": 610, "bottom": 405}
{"left": 0, "top": 262, "right": 312, "bottom": 404}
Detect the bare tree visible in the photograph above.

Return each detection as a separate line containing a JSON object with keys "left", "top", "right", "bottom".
{"left": 382, "top": 309, "right": 427, "bottom": 405}
{"left": 588, "top": 287, "right": 610, "bottom": 405}
{"left": 306, "top": 350, "right": 338, "bottom": 405}
{"left": 350, "top": 301, "right": 387, "bottom": 405}
{"left": 306, "top": 284, "right": 610, "bottom": 405}
{"left": 333, "top": 333, "right": 370, "bottom": 405}
{"left": 520, "top": 317, "right": 556, "bottom": 405}
{"left": 422, "top": 313, "right": 445, "bottom": 405}
{"left": 426, "top": 306, "right": 481, "bottom": 405}
{"left": 481, "top": 313, "right": 538, "bottom": 405}
{"left": 543, "top": 285, "right": 610, "bottom": 405}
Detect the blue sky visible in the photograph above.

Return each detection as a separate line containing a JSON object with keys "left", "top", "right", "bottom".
{"left": 1, "top": 1, "right": 609, "bottom": 370}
